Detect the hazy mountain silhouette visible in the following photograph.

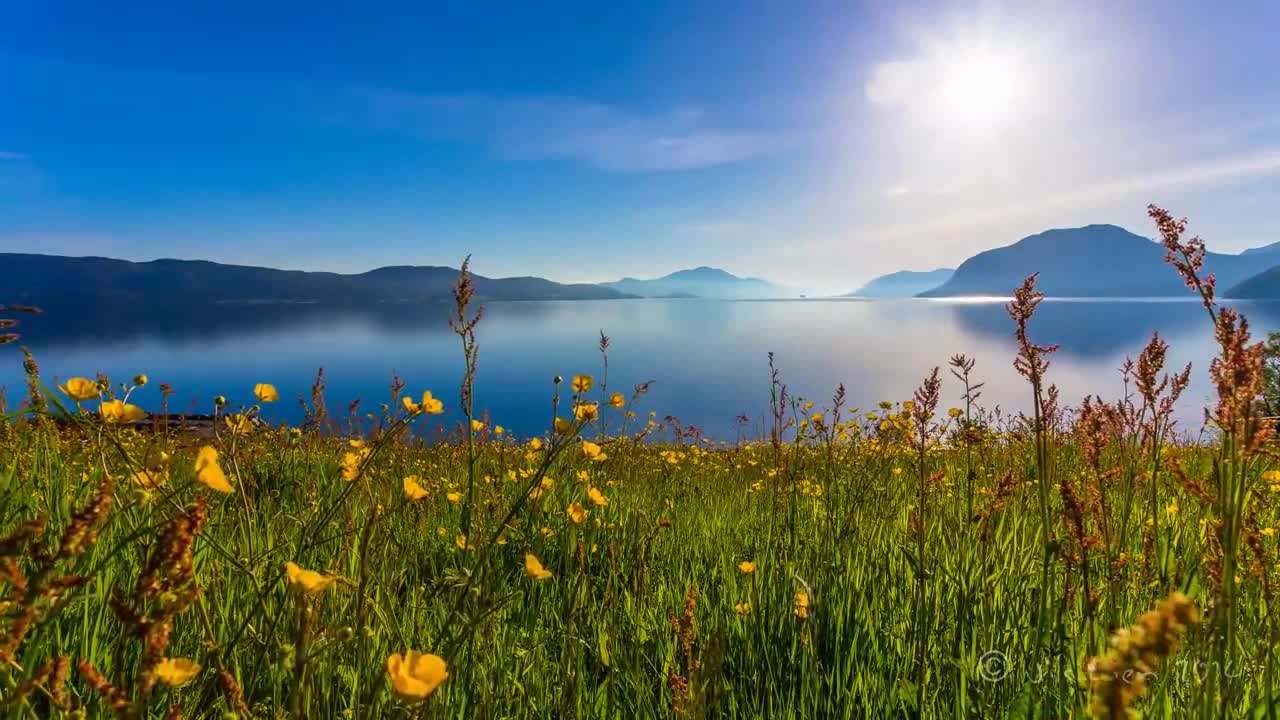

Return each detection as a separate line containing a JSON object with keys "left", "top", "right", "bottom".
{"left": 1240, "top": 241, "right": 1280, "bottom": 257}
{"left": 0, "top": 253, "right": 629, "bottom": 305}
{"left": 1227, "top": 266, "right": 1280, "bottom": 298}
{"left": 847, "top": 268, "right": 954, "bottom": 297}
{"left": 602, "top": 266, "right": 789, "bottom": 299}
{"left": 920, "top": 225, "right": 1278, "bottom": 298}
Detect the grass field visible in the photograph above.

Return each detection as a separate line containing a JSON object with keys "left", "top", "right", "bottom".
{"left": 1, "top": 210, "right": 1278, "bottom": 719}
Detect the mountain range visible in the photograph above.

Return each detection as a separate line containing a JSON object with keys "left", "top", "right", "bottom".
{"left": 601, "top": 267, "right": 789, "bottom": 299}
{"left": 5, "top": 222, "right": 1280, "bottom": 306}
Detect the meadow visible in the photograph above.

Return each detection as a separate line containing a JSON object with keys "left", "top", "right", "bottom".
{"left": 1, "top": 207, "right": 1277, "bottom": 719}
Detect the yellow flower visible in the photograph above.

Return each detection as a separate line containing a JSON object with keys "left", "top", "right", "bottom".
{"left": 494, "top": 425, "right": 505, "bottom": 435}
{"left": 1165, "top": 502, "right": 1179, "bottom": 516}
{"left": 734, "top": 602, "right": 752, "bottom": 617}
{"left": 524, "top": 553, "right": 554, "bottom": 581}
{"left": 454, "top": 533, "right": 470, "bottom": 551}
{"left": 574, "top": 402, "right": 599, "bottom": 422}
{"left": 285, "top": 561, "right": 338, "bottom": 595}
{"left": 100, "top": 399, "right": 145, "bottom": 424}
{"left": 540, "top": 477, "right": 556, "bottom": 491}
{"left": 403, "top": 475, "right": 429, "bottom": 501}
{"left": 794, "top": 591, "right": 810, "bottom": 618}
{"left": 947, "top": 407, "right": 963, "bottom": 418}
{"left": 567, "top": 502, "right": 588, "bottom": 524}
{"left": 59, "top": 377, "right": 99, "bottom": 401}
{"left": 580, "top": 441, "right": 607, "bottom": 462}
{"left": 224, "top": 414, "right": 253, "bottom": 435}
{"left": 153, "top": 657, "right": 201, "bottom": 687}
{"left": 609, "top": 392, "right": 625, "bottom": 409}
{"left": 446, "top": 491, "right": 462, "bottom": 504}
{"left": 1261, "top": 527, "right": 1277, "bottom": 537}
{"left": 1264, "top": 470, "right": 1280, "bottom": 483}
{"left": 404, "top": 390, "right": 445, "bottom": 415}
{"left": 133, "top": 373, "right": 148, "bottom": 387}
{"left": 529, "top": 437, "right": 544, "bottom": 451}
{"left": 386, "top": 651, "right": 448, "bottom": 702}
{"left": 253, "top": 383, "right": 279, "bottom": 403}
{"left": 194, "top": 446, "right": 233, "bottom": 493}
{"left": 133, "top": 469, "right": 166, "bottom": 489}
{"left": 554, "top": 417, "right": 574, "bottom": 435}
{"left": 339, "top": 451, "right": 364, "bottom": 482}
{"left": 588, "top": 487, "right": 609, "bottom": 507}
{"left": 738, "top": 560, "right": 756, "bottom": 574}
{"left": 572, "top": 374, "right": 593, "bottom": 393}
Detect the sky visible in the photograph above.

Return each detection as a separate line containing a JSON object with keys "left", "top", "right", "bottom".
{"left": 3, "top": 1, "right": 1280, "bottom": 293}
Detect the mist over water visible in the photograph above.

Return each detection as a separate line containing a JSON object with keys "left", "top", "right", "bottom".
{"left": 5, "top": 298, "right": 1278, "bottom": 439}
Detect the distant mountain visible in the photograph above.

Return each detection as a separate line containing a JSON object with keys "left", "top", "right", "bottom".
{"left": 0, "top": 253, "right": 629, "bottom": 306}
{"left": 602, "top": 266, "right": 789, "bottom": 299}
{"left": 1226, "top": 266, "right": 1280, "bottom": 298}
{"left": 919, "top": 225, "right": 1275, "bottom": 298}
{"left": 847, "top": 268, "right": 954, "bottom": 298}
{"left": 1241, "top": 241, "right": 1280, "bottom": 257}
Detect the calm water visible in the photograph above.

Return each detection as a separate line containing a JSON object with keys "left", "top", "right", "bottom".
{"left": 4, "top": 298, "right": 1278, "bottom": 439}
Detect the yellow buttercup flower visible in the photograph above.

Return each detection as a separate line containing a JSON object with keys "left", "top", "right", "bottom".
{"left": 734, "top": 602, "right": 752, "bottom": 617}
{"left": 524, "top": 553, "right": 554, "bottom": 580}
{"left": 948, "top": 407, "right": 963, "bottom": 418}
{"left": 224, "top": 414, "right": 253, "bottom": 435}
{"left": 575, "top": 402, "right": 599, "bottom": 422}
{"left": 100, "top": 399, "right": 145, "bottom": 424}
{"left": 739, "top": 560, "right": 756, "bottom": 574}
{"left": 446, "top": 491, "right": 462, "bottom": 504}
{"left": 588, "top": 487, "right": 609, "bottom": 507}
{"left": 572, "top": 374, "right": 593, "bottom": 393}
{"left": 794, "top": 591, "right": 810, "bottom": 618}
{"left": 529, "top": 437, "right": 544, "bottom": 451}
{"left": 403, "top": 475, "right": 429, "bottom": 501}
{"left": 567, "top": 502, "right": 588, "bottom": 524}
{"left": 1263, "top": 470, "right": 1280, "bottom": 483}
{"left": 470, "top": 419, "right": 485, "bottom": 432}
{"left": 554, "top": 417, "right": 574, "bottom": 435}
{"left": 609, "top": 392, "right": 625, "bottom": 409}
{"left": 133, "top": 373, "right": 148, "bottom": 387}
{"left": 454, "top": 533, "right": 470, "bottom": 551}
{"left": 403, "top": 390, "right": 445, "bottom": 415}
{"left": 253, "top": 383, "right": 279, "bottom": 403}
{"left": 386, "top": 651, "right": 448, "bottom": 702}
{"left": 580, "top": 441, "right": 607, "bottom": 462}
{"left": 339, "top": 449, "right": 369, "bottom": 482}
{"left": 194, "top": 446, "right": 233, "bottom": 493}
{"left": 59, "top": 377, "right": 99, "bottom": 401}
{"left": 494, "top": 425, "right": 505, "bottom": 435}
{"left": 153, "top": 657, "right": 201, "bottom": 687}
{"left": 133, "top": 469, "right": 166, "bottom": 490}
{"left": 285, "top": 561, "right": 338, "bottom": 595}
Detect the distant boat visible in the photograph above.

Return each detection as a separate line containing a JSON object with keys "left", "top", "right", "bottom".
{"left": 799, "top": 293, "right": 807, "bottom": 299}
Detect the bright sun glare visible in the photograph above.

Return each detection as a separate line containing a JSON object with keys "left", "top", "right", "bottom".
{"left": 934, "top": 49, "right": 1023, "bottom": 136}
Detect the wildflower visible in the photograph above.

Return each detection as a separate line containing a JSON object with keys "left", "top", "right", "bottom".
{"left": 738, "top": 560, "right": 756, "bottom": 574}
{"left": 581, "top": 441, "right": 607, "bottom": 462}
{"left": 386, "top": 651, "right": 449, "bottom": 702}
{"left": 133, "top": 373, "right": 148, "bottom": 387}
{"left": 948, "top": 407, "right": 963, "bottom": 418}
{"left": 253, "top": 383, "right": 279, "bottom": 403}
{"left": 554, "top": 417, "right": 574, "bottom": 435}
{"left": 734, "top": 602, "right": 752, "bottom": 617}
{"left": 1085, "top": 592, "right": 1198, "bottom": 719}
{"left": 194, "top": 446, "right": 233, "bottom": 493}
{"left": 609, "top": 392, "right": 625, "bottom": 409}
{"left": 1261, "top": 527, "right": 1276, "bottom": 537}
{"left": 339, "top": 452, "right": 365, "bottom": 482}
{"left": 403, "top": 390, "right": 445, "bottom": 415}
{"left": 588, "top": 487, "right": 609, "bottom": 507}
{"left": 572, "top": 374, "right": 593, "bottom": 393}
{"left": 403, "top": 475, "right": 429, "bottom": 501}
{"left": 470, "top": 419, "right": 485, "bottom": 432}
{"left": 575, "top": 402, "right": 599, "bottom": 423}
{"left": 1165, "top": 502, "right": 1179, "bottom": 516}
{"left": 100, "top": 399, "right": 145, "bottom": 424}
{"left": 454, "top": 534, "right": 470, "bottom": 551}
{"left": 529, "top": 437, "right": 544, "bottom": 450}
{"left": 153, "top": 658, "right": 201, "bottom": 687}
{"left": 567, "top": 502, "right": 588, "bottom": 524}
{"left": 794, "top": 591, "right": 809, "bottom": 618}
{"left": 224, "top": 414, "right": 252, "bottom": 435}
{"left": 446, "top": 491, "right": 462, "bottom": 504}
{"left": 494, "top": 425, "right": 505, "bottom": 435}
{"left": 214, "top": 394, "right": 227, "bottom": 407}
{"left": 1264, "top": 470, "right": 1280, "bottom": 483}
{"left": 133, "top": 469, "right": 165, "bottom": 489}
{"left": 58, "top": 377, "right": 99, "bottom": 402}
{"left": 524, "top": 553, "right": 554, "bottom": 581}
{"left": 285, "top": 561, "right": 338, "bottom": 595}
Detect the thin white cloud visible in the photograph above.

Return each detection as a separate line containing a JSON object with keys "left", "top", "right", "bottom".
{"left": 357, "top": 91, "right": 784, "bottom": 172}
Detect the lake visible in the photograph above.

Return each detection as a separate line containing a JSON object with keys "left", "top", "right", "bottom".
{"left": 3, "top": 298, "right": 1277, "bottom": 439}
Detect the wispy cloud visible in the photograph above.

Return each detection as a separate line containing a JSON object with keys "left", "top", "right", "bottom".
{"left": 0, "top": 151, "right": 28, "bottom": 161}
{"left": 356, "top": 91, "right": 784, "bottom": 172}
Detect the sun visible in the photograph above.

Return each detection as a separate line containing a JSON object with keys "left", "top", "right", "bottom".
{"left": 934, "top": 49, "right": 1024, "bottom": 136}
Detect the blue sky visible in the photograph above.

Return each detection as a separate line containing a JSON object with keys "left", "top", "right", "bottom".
{"left": 3, "top": 1, "right": 1280, "bottom": 292}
